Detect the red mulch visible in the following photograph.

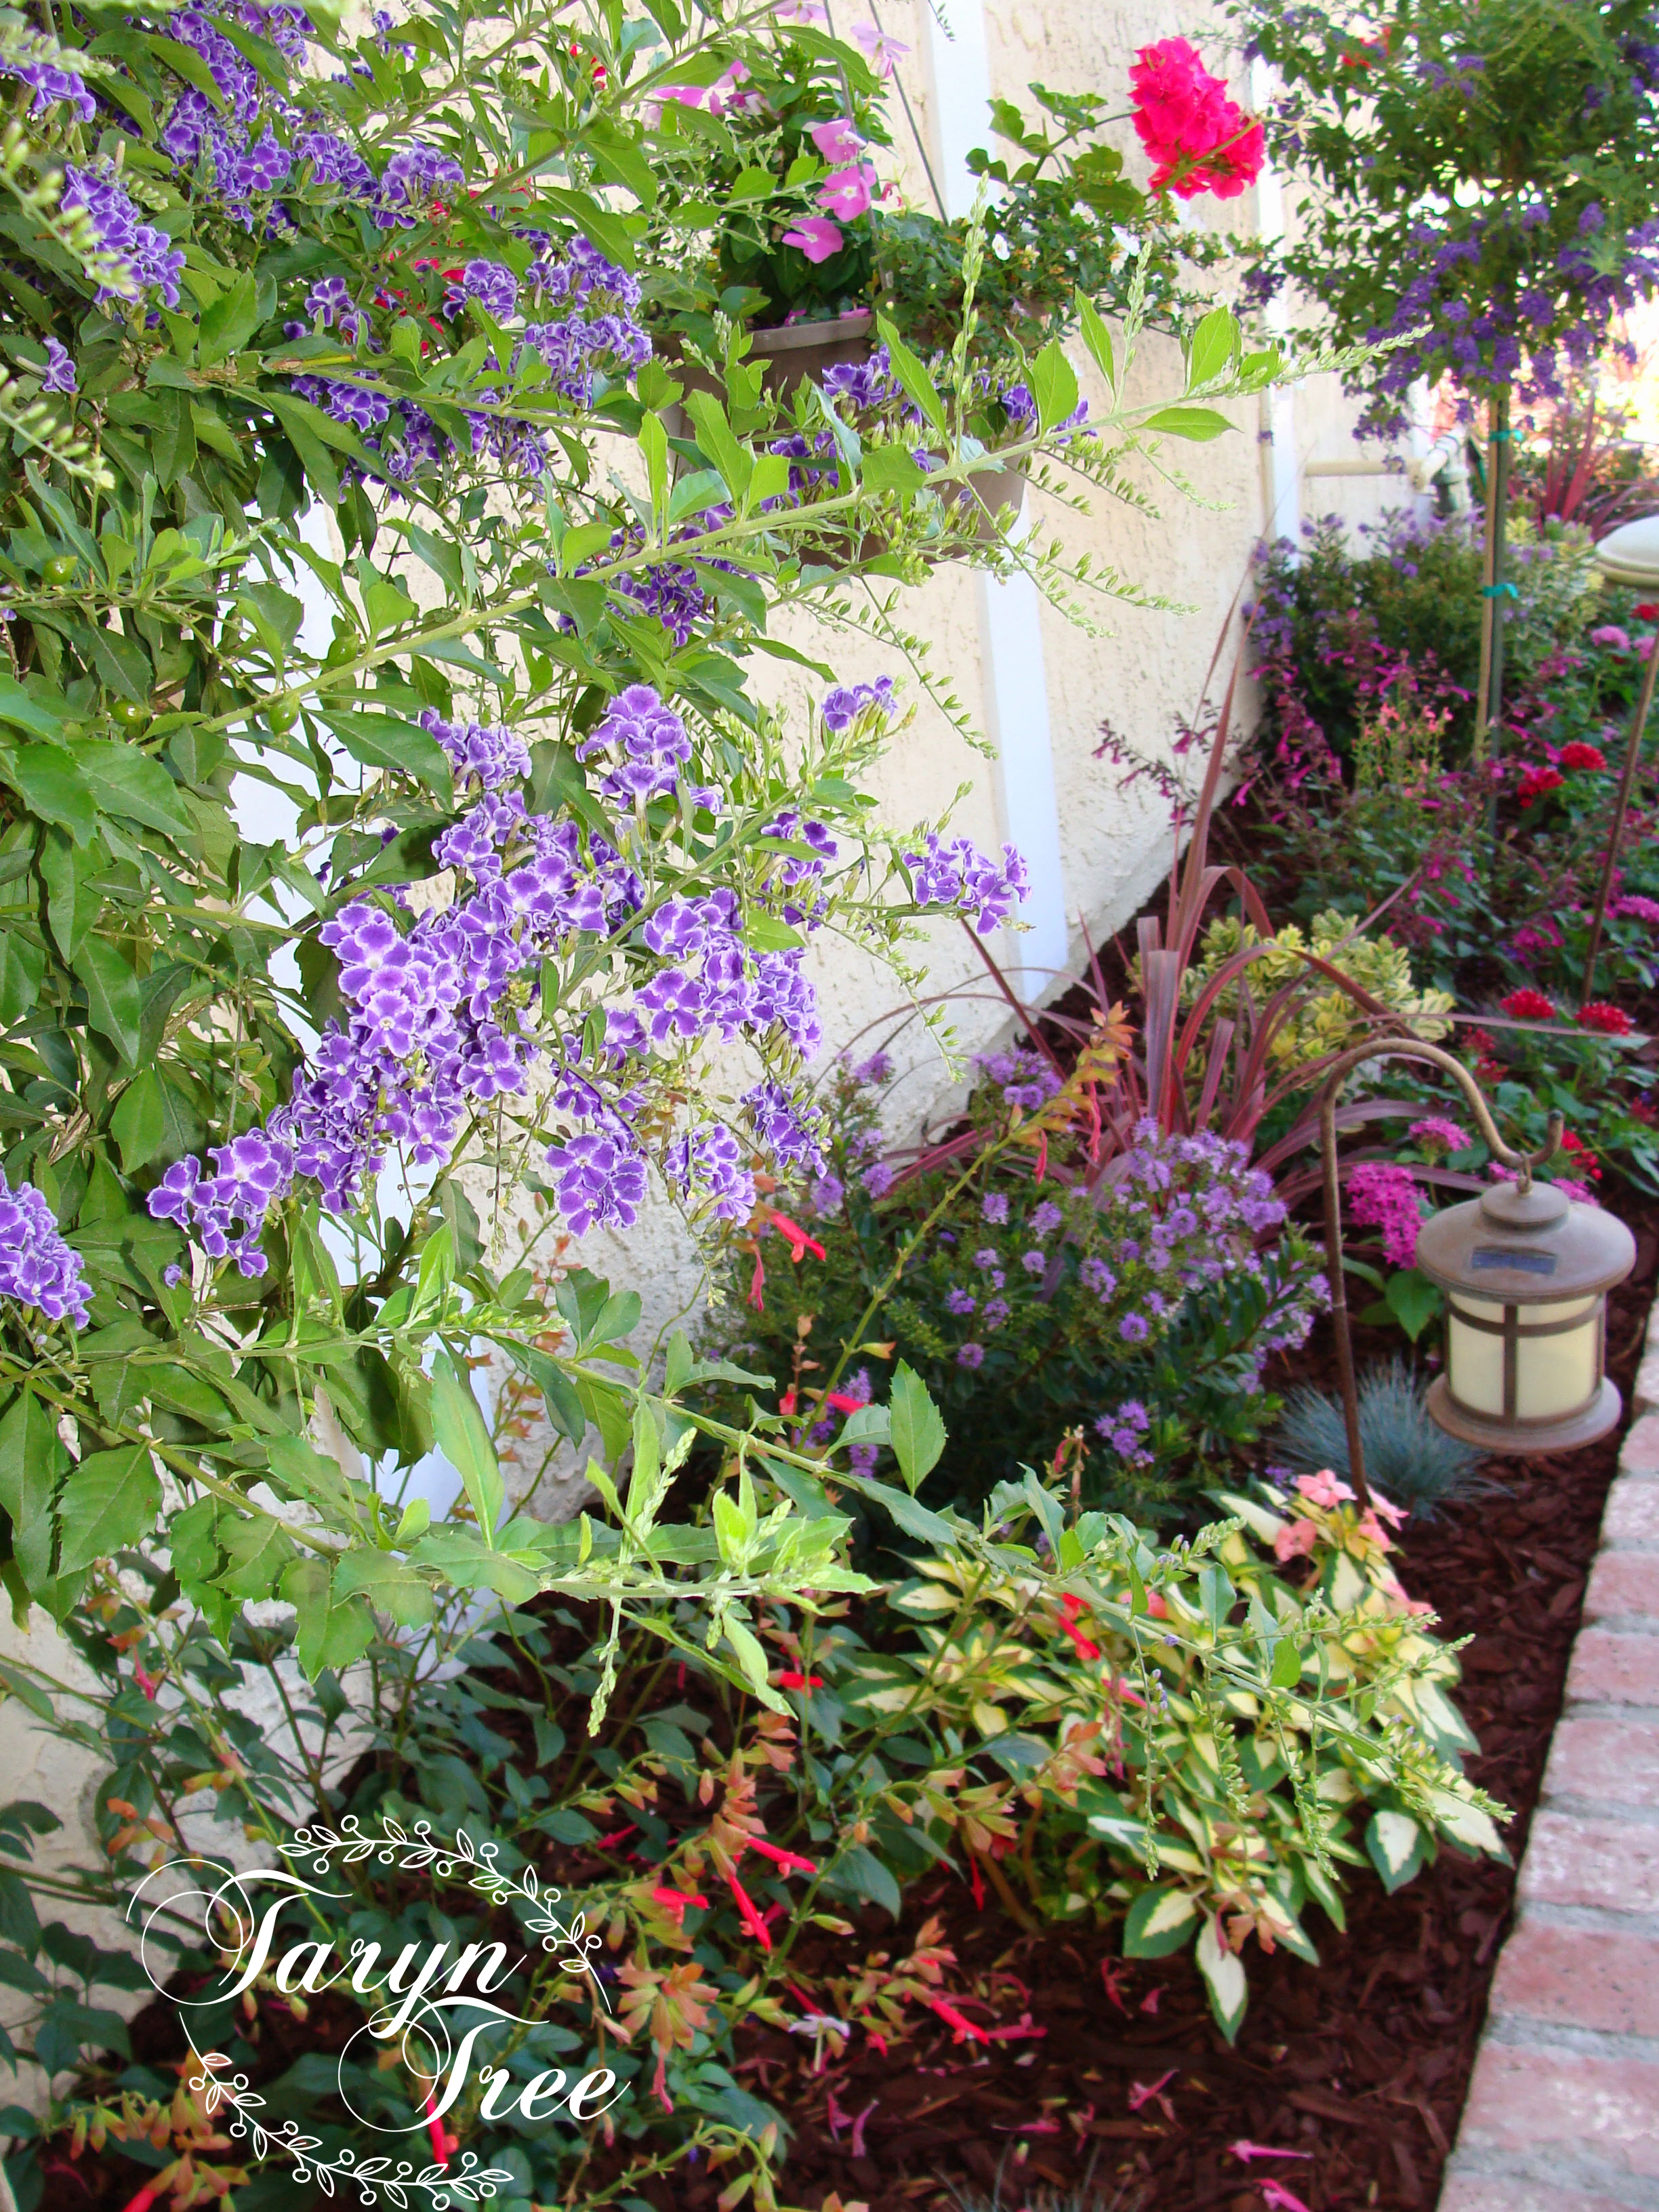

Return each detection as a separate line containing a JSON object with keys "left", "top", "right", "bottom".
{"left": 698, "top": 1208, "right": 1658, "bottom": 2212}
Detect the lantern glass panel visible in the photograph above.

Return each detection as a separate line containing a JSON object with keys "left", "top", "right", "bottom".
{"left": 1518, "top": 1296, "right": 1599, "bottom": 1418}
{"left": 1448, "top": 1296, "right": 1504, "bottom": 1416}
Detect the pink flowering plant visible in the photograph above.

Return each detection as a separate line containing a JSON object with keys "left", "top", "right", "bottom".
{"left": 0, "top": 0, "right": 1317, "bottom": 1677}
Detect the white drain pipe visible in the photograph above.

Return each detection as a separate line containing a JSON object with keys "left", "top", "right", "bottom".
{"left": 920, "top": 0, "right": 1071, "bottom": 1005}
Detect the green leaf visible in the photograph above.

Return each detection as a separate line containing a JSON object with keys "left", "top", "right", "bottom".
{"left": 0, "top": 933, "right": 44, "bottom": 1025}
{"left": 1122, "top": 1885, "right": 1200, "bottom": 1957}
{"left": 1185, "top": 305, "right": 1240, "bottom": 392}
{"left": 0, "top": 679, "right": 62, "bottom": 741}
{"left": 825, "top": 1843, "right": 901, "bottom": 1920}
{"left": 863, "top": 444, "right": 930, "bottom": 494}
{"left": 332, "top": 1550, "right": 435, "bottom": 1627}
{"left": 1195, "top": 1917, "right": 1249, "bottom": 2042}
{"left": 214, "top": 1512, "right": 294, "bottom": 1601}
{"left": 1031, "top": 339, "right": 1080, "bottom": 431}
{"left": 111, "top": 1070, "right": 164, "bottom": 1173}
{"left": 506, "top": 1341, "right": 586, "bottom": 1446}
{"left": 1198, "top": 1561, "right": 1235, "bottom": 1633}
{"left": 264, "top": 1435, "right": 350, "bottom": 1515}
{"left": 684, "top": 391, "right": 752, "bottom": 501}
{"left": 839, "top": 1471, "right": 959, "bottom": 1550}
{"left": 874, "top": 316, "right": 947, "bottom": 432}
{"left": 432, "top": 1351, "right": 503, "bottom": 1544}
{"left": 0, "top": 1390, "right": 67, "bottom": 1591}
{"left": 888, "top": 1363, "right": 945, "bottom": 1494}
{"left": 640, "top": 409, "right": 670, "bottom": 530}
{"left": 4, "top": 745, "right": 95, "bottom": 843}
{"left": 1142, "top": 405, "right": 1233, "bottom": 443}
{"left": 722, "top": 1612, "right": 779, "bottom": 1704}
{"left": 56, "top": 1447, "right": 159, "bottom": 1573}
{"left": 68, "top": 741, "right": 193, "bottom": 838}
{"left": 1366, "top": 1809, "right": 1427, "bottom": 1893}
{"left": 321, "top": 712, "right": 453, "bottom": 798}
{"left": 1270, "top": 1634, "right": 1305, "bottom": 1690}
{"left": 279, "top": 1555, "right": 375, "bottom": 1679}
{"left": 1383, "top": 1267, "right": 1443, "bottom": 1343}
{"left": 197, "top": 272, "right": 262, "bottom": 368}
{"left": 75, "top": 937, "right": 142, "bottom": 1065}
{"left": 1076, "top": 295, "right": 1116, "bottom": 390}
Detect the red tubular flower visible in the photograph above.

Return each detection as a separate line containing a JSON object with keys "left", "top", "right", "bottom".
{"left": 1500, "top": 987, "right": 1557, "bottom": 1021}
{"left": 722, "top": 1864, "right": 773, "bottom": 1951}
{"left": 747, "top": 1836, "right": 819, "bottom": 1876}
{"left": 651, "top": 1885, "right": 708, "bottom": 1925}
{"left": 823, "top": 1390, "right": 865, "bottom": 1413}
{"left": 1577, "top": 1001, "right": 1635, "bottom": 1036}
{"left": 767, "top": 1209, "right": 826, "bottom": 1263}
{"left": 774, "top": 1671, "right": 825, "bottom": 1691}
{"left": 928, "top": 1996, "right": 991, "bottom": 2043}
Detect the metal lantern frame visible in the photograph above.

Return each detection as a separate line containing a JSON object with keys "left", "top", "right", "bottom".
{"left": 1315, "top": 1036, "right": 1611, "bottom": 1507}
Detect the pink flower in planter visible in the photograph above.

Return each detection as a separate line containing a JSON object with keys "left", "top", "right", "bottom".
{"left": 851, "top": 20, "right": 909, "bottom": 75}
{"left": 782, "top": 214, "right": 844, "bottom": 262}
{"left": 817, "top": 163, "right": 875, "bottom": 220}
{"left": 1590, "top": 624, "right": 1632, "bottom": 651}
{"left": 1347, "top": 1159, "right": 1427, "bottom": 1267}
{"left": 809, "top": 116, "right": 862, "bottom": 164}
{"left": 1130, "top": 37, "right": 1265, "bottom": 199}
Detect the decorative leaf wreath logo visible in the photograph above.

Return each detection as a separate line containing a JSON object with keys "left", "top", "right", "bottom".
{"left": 277, "top": 1813, "right": 611, "bottom": 2004}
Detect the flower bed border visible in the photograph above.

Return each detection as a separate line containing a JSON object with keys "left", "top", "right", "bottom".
{"left": 1438, "top": 1294, "right": 1659, "bottom": 2210}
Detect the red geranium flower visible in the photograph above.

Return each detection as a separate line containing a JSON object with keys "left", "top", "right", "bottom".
{"left": 1517, "top": 765, "right": 1563, "bottom": 808}
{"left": 1577, "top": 1000, "right": 1636, "bottom": 1036}
{"left": 1559, "top": 741, "right": 1609, "bottom": 772}
{"left": 1129, "top": 39, "right": 1265, "bottom": 199}
{"left": 1637, "top": 603, "right": 1659, "bottom": 620}
{"left": 1561, "top": 1130, "right": 1603, "bottom": 1178}
{"left": 1500, "top": 988, "right": 1557, "bottom": 1021}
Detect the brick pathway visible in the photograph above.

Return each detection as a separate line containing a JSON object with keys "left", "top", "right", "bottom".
{"left": 1438, "top": 1311, "right": 1659, "bottom": 2210}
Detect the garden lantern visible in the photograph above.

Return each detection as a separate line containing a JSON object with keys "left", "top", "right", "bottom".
{"left": 1414, "top": 1176, "right": 1634, "bottom": 1454}
{"left": 1581, "top": 515, "right": 1659, "bottom": 1008}
{"left": 1315, "top": 1041, "right": 1635, "bottom": 1503}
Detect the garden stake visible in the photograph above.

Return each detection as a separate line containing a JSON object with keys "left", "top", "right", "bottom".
{"left": 1481, "top": 389, "right": 1513, "bottom": 841}
{"left": 1315, "top": 1036, "right": 1559, "bottom": 1507}
{"left": 1580, "top": 630, "right": 1659, "bottom": 1012}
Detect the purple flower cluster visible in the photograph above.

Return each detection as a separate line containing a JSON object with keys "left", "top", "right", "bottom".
{"left": 61, "top": 166, "right": 186, "bottom": 311}
{"left": 1093, "top": 1397, "right": 1153, "bottom": 1468}
{"left": 822, "top": 676, "right": 897, "bottom": 733}
{"left": 904, "top": 834, "right": 1030, "bottom": 934}
{"left": 0, "top": 1173, "right": 92, "bottom": 1328}
{"left": 1, "top": 48, "right": 96, "bottom": 122}
{"left": 145, "top": 682, "right": 859, "bottom": 1271}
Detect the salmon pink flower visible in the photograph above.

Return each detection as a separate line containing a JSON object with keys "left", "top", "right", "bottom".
{"left": 1296, "top": 1467, "right": 1353, "bottom": 1509}
{"left": 1273, "top": 1517, "right": 1318, "bottom": 1562}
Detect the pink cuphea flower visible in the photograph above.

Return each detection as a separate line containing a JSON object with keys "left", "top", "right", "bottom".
{"left": 1274, "top": 1517, "right": 1319, "bottom": 1562}
{"left": 1130, "top": 38, "right": 1265, "bottom": 199}
{"left": 817, "top": 163, "right": 875, "bottom": 220}
{"left": 782, "top": 214, "right": 844, "bottom": 262}
{"left": 1296, "top": 1467, "right": 1354, "bottom": 1510}
{"left": 809, "top": 116, "right": 862, "bottom": 164}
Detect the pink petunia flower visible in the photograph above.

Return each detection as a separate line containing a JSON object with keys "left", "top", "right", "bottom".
{"left": 782, "top": 215, "right": 844, "bottom": 262}
{"left": 808, "top": 116, "right": 862, "bottom": 164}
{"left": 817, "top": 163, "right": 875, "bottom": 220}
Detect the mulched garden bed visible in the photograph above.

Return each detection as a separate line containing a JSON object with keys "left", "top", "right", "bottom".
{"left": 735, "top": 1209, "right": 1658, "bottom": 2212}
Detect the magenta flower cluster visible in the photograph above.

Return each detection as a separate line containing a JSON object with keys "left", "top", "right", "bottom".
{"left": 0, "top": 1172, "right": 92, "bottom": 1328}
{"left": 1347, "top": 1160, "right": 1425, "bottom": 1269}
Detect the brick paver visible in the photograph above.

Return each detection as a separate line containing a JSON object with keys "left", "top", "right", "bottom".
{"left": 1439, "top": 1296, "right": 1659, "bottom": 2209}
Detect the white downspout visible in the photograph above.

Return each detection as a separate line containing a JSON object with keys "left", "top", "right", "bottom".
{"left": 920, "top": 0, "right": 1070, "bottom": 1005}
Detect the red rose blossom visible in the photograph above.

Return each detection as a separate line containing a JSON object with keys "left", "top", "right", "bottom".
{"left": 1577, "top": 1000, "right": 1636, "bottom": 1036}
{"left": 1130, "top": 38, "right": 1265, "bottom": 200}
{"left": 1559, "top": 741, "right": 1609, "bottom": 772}
{"left": 1500, "top": 987, "right": 1557, "bottom": 1021}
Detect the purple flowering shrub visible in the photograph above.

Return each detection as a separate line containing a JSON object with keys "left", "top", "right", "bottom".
{"left": 718, "top": 1052, "right": 1325, "bottom": 1521}
{"left": 1235, "top": 0, "right": 1659, "bottom": 434}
